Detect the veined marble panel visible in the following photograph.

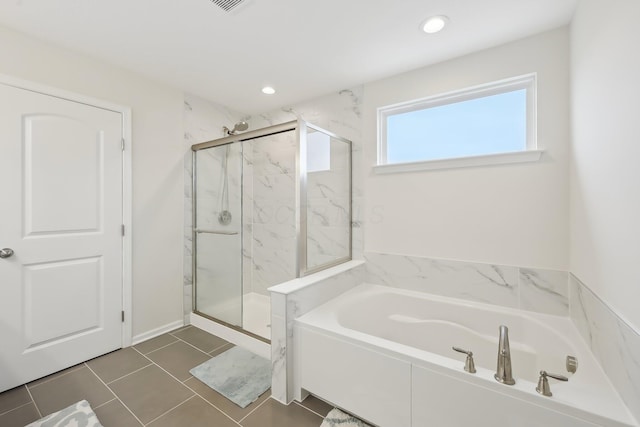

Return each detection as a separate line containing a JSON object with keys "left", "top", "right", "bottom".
{"left": 184, "top": 87, "right": 363, "bottom": 319}
{"left": 307, "top": 171, "right": 350, "bottom": 199}
{"left": 252, "top": 224, "right": 297, "bottom": 295}
{"left": 269, "top": 261, "right": 365, "bottom": 404}
{"left": 365, "top": 252, "right": 519, "bottom": 308}
{"left": 247, "top": 87, "right": 363, "bottom": 263}
{"left": 519, "top": 268, "right": 568, "bottom": 315}
{"left": 570, "top": 275, "right": 640, "bottom": 422}
{"left": 254, "top": 173, "right": 296, "bottom": 201}
{"left": 253, "top": 198, "right": 296, "bottom": 226}
{"left": 270, "top": 313, "right": 287, "bottom": 403}
{"left": 307, "top": 225, "right": 350, "bottom": 269}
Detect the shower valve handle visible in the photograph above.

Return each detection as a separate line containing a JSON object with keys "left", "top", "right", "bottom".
{"left": 452, "top": 346, "right": 476, "bottom": 374}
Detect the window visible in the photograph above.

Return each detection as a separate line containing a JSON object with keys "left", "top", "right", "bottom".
{"left": 307, "top": 130, "right": 331, "bottom": 172}
{"left": 376, "top": 74, "right": 541, "bottom": 173}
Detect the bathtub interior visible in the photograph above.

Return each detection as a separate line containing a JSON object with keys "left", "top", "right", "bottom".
{"left": 295, "top": 283, "right": 638, "bottom": 426}
{"left": 336, "top": 289, "right": 575, "bottom": 382}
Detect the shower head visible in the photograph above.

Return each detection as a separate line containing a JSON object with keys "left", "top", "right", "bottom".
{"left": 223, "top": 121, "right": 249, "bottom": 135}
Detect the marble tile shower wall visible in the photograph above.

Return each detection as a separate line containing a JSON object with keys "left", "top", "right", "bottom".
{"left": 245, "top": 87, "right": 364, "bottom": 264}
{"left": 306, "top": 139, "right": 351, "bottom": 270}
{"left": 183, "top": 89, "right": 363, "bottom": 321}
{"left": 569, "top": 275, "right": 640, "bottom": 422}
{"left": 364, "top": 251, "right": 569, "bottom": 316}
{"left": 247, "top": 130, "right": 297, "bottom": 295}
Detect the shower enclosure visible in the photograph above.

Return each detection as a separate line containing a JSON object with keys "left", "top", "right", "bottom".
{"left": 191, "top": 120, "right": 351, "bottom": 341}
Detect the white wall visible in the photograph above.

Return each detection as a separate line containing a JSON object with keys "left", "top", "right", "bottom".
{"left": 363, "top": 28, "right": 570, "bottom": 270}
{"left": 0, "top": 24, "right": 185, "bottom": 337}
{"left": 570, "top": 0, "right": 640, "bottom": 331}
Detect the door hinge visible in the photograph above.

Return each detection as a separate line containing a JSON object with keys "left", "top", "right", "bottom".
{"left": 121, "top": 224, "right": 125, "bottom": 236}
{"left": 121, "top": 311, "right": 125, "bottom": 322}
{"left": 121, "top": 138, "right": 125, "bottom": 151}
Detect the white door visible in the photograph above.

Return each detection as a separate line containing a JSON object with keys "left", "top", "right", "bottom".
{"left": 0, "top": 84, "right": 124, "bottom": 392}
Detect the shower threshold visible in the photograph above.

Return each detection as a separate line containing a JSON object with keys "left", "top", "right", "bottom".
{"left": 190, "top": 311, "right": 270, "bottom": 360}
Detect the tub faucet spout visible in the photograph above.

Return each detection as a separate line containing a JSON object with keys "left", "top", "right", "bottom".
{"left": 494, "top": 325, "right": 515, "bottom": 385}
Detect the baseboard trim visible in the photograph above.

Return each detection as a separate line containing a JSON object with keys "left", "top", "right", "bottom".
{"left": 131, "top": 320, "right": 185, "bottom": 346}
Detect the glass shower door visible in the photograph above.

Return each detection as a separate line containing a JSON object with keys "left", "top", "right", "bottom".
{"left": 193, "top": 142, "right": 243, "bottom": 326}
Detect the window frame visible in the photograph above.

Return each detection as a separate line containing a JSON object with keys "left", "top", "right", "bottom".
{"left": 376, "top": 73, "right": 540, "bottom": 172}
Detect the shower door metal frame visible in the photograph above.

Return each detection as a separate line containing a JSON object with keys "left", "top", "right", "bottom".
{"left": 297, "top": 120, "right": 353, "bottom": 276}
{"left": 190, "top": 119, "right": 352, "bottom": 339}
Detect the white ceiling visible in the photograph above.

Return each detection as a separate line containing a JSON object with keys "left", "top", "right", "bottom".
{"left": 0, "top": 0, "right": 577, "bottom": 114}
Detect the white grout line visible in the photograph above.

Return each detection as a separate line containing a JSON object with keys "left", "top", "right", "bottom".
{"left": 170, "top": 326, "right": 233, "bottom": 356}
{"left": 141, "top": 339, "right": 180, "bottom": 356}
{"left": 237, "top": 395, "right": 272, "bottom": 424}
{"left": 26, "top": 364, "right": 85, "bottom": 390}
{"left": 145, "top": 335, "right": 213, "bottom": 358}
{"left": 144, "top": 395, "right": 197, "bottom": 426}
{"left": 179, "top": 384, "right": 243, "bottom": 427}
{"left": 169, "top": 325, "right": 193, "bottom": 334}
{"left": 175, "top": 338, "right": 218, "bottom": 357}
{"left": 0, "top": 401, "right": 35, "bottom": 417}
{"left": 84, "top": 363, "right": 145, "bottom": 427}
{"left": 105, "top": 363, "right": 153, "bottom": 385}
{"left": 14, "top": 328, "right": 257, "bottom": 426}
{"left": 147, "top": 356, "right": 241, "bottom": 426}
{"left": 292, "top": 400, "right": 328, "bottom": 419}
{"left": 208, "top": 342, "right": 234, "bottom": 355}
{"left": 24, "top": 383, "right": 42, "bottom": 418}
{"left": 91, "top": 397, "right": 117, "bottom": 411}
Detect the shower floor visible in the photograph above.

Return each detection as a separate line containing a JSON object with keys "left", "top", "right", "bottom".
{"left": 196, "top": 292, "right": 271, "bottom": 341}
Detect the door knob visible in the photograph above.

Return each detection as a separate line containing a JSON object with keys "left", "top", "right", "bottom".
{"left": 0, "top": 248, "right": 14, "bottom": 258}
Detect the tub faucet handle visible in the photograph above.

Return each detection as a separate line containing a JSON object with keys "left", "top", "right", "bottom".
{"left": 536, "top": 370, "right": 568, "bottom": 397}
{"left": 452, "top": 347, "right": 476, "bottom": 374}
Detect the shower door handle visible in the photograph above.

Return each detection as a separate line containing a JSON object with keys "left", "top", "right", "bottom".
{"left": 0, "top": 248, "right": 14, "bottom": 258}
{"left": 194, "top": 229, "right": 239, "bottom": 236}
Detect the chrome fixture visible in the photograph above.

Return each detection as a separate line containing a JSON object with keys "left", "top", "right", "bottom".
{"left": 452, "top": 347, "right": 476, "bottom": 373}
{"left": 223, "top": 121, "right": 249, "bottom": 136}
{"left": 0, "top": 248, "right": 14, "bottom": 259}
{"left": 566, "top": 355, "right": 578, "bottom": 374}
{"left": 494, "top": 325, "right": 515, "bottom": 385}
{"left": 536, "top": 370, "right": 568, "bottom": 397}
{"left": 217, "top": 145, "right": 233, "bottom": 226}
{"left": 194, "top": 229, "right": 238, "bottom": 236}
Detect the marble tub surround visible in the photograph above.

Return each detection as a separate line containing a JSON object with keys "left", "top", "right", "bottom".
{"left": 269, "top": 260, "right": 366, "bottom": 404}
{"left": 519, "top": 267, "right": 569, "bottom": 315}
{"left": 570, "top": 274, "right": 640, "bottom": 423}
{"left": 364, "top": 252, "right": 569, "bottom": 316}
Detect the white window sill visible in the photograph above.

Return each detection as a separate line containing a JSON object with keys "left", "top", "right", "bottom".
{"left": 373, "top": 150, "right": 544, "bottom": 174}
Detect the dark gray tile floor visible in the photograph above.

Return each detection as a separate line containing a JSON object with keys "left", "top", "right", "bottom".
{"left": 0, "top": 326, "right": 333, "bottom": 427}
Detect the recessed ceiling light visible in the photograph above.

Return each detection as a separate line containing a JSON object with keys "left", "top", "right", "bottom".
{"left": 422, "top": 15, "right": 448, "bottom": 34}
{"left": 262, "top": 86, "right": 276, "bottom": 95}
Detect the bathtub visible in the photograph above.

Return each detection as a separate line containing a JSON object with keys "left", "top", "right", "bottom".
{"left": 294, "top": 284, "right": 638, "bottom": 427}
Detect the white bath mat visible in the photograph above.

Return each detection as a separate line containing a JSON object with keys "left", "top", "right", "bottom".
{"left": 189, "top": 346, "right": 270, "bottom": 408}
{"left": 26, "top": 400, "right": 103, "bottom": 427}
{"left": 321, "top": 408, "right": 372, "bottom": 427}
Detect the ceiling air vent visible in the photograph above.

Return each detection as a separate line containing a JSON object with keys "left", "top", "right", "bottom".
{"left": 209, "top": 0, "right": 245, "bottom": 12}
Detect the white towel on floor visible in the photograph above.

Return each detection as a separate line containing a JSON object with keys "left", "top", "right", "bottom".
{"left": 26, "top": 400, "right": 103, "bottom": 427}
{"left": 320, "top": 408, "right": 372, "bottom": 427}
